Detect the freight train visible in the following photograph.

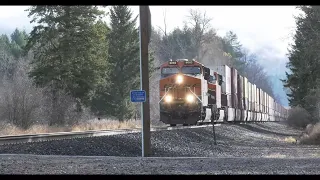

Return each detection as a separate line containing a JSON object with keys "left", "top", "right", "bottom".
{"left": 158, "top": 59, "right": 288, "bottom": 126}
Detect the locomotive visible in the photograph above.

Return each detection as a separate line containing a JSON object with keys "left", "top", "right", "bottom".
{"left": 158, "top": 59, "right": 288, "bottom": 126}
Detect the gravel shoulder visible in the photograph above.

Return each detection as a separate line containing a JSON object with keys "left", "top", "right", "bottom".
{"left": 0, "top": 122, "right": 319, "bottom": 174}
{"left": 1, "top": 154, "right": 320, "bottom": 174}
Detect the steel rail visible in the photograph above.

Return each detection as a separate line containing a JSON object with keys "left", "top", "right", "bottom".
{"left": 0, "top": 119, "right": 281, "bottom": 145}
{"left": 0, "top": 123, "right": 219, "bottom": 145}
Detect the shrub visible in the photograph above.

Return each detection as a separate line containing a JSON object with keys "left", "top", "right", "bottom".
{"left": 287, "top": 106, "right": 312, "bottom": 128}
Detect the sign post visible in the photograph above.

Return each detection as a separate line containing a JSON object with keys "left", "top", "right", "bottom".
{"left": 138, "top": 6, "right": 152, "bottom": 157}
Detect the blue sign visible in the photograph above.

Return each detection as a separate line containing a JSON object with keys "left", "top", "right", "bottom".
{"left": 130, "top": 90, "right": 146, "bottom": 103}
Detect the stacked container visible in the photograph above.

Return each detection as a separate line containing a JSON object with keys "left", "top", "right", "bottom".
{"left": 247, "top": 82, "right": 252, "bottom": 121}
{"left": 214, "top": 65, "right": 231, "bottom": 107}
{"left": 231, "top": 68, "right": 238, "bottom": 109}
{"left": 256, "top": 88, "right": 261, "bottom": 121}
{"left": 243, "top": 77, "right": 248, "bottom": 121}
{"left": 264, "top": 93, "right": 267, "bottom": 121}
{"left": 252, "top": 84, "right": 256, "bottom": 121}
{"left": 243, "top": 77, "right": 248, "bottom": 110}
{"left": 272, "top": 97, "right": 275, "bottom": 121}
{"left": 275, "top": 102, "right": 278, "bottom": 121}
{"left": 261, "top": 91, "right": 264, "bottom": 121}
{"left": 266, "top": 94, "right": 270, "bottom": 121}
{"left": 237, "top": 74, "right": 244, "bottom": 121}
{"left": 274, "top": 101, "right": 277, "bottom": 121}
{"left": 268, "top": 96, "right": 271, "bottom": 121}
{"left": 261, "top": 89, "right": 264, "bottom": 121}
{"left": 264, "top": 92, "right": 266, "bottom": 121}
{"left": 259, "top": 89, "right": 263, "bottom": 121}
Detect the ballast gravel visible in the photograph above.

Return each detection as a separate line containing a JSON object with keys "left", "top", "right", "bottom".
{"left": 0, "top": 122, "right": 320, "bottom": 174}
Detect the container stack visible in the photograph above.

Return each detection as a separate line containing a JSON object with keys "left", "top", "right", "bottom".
{"left": 231, "top": 67, "right": 238, "bottom": 110}
{"left": 247, "top": 82, "right": 252, "bottom": 121}
{"left": 237, "top": 74, "right": 244, "bottom": 121}
{"left": 252, "top": 84, "right": 256, "bottom": 121}
{"left": 256, "top": 88, "right": 261, "bottom": 121}
{"left": 214, "top": 65, "right": 231, "bottom": 107}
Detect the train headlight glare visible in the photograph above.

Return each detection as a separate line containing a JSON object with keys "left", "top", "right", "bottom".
{"left": 176, "top": 75, "right": 183, "bottom": 84}
{"left": 186, "top": 94, "right": 194, "bottom": 103}
{"left": 165, "top": 95, "right": 173, "bottom": 103}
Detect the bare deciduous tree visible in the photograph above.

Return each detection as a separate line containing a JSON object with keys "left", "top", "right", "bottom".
{"left": 186, "top": 8, "right": 215, "bottom": 60}
{"left": 0, "top": 58, "right": 44, "bottom": 129}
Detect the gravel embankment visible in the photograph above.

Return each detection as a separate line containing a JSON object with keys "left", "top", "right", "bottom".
{"left": 0, "top": 122, "right": 316, "bottom": 157}
{"left": 0, "top": 122, "right": 320, "bottom": 174}
{"left": 1, "top": 154, "right": 320, "bottom": 174}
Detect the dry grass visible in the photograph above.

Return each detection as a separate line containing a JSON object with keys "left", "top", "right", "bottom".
{"left": 264, "top": 153, "right": 287, "bottom": 158}
{"left": 284, "top": 137, "right": 297, "bottom": 144}
{"left": 299, "top": 122, "right": 320, "bottom": 145}
{"left": 0, "top": 119, "right": 142, "bottom": 136}
{"left": 71, "top": 119, "right": 142, "bottom": 132}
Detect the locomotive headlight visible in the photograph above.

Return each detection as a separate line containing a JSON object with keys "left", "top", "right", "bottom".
{"left": 176, "top": 75, "right": 183, "bottom": 84}
{"left": 186, "top": 94, "right": 194, "bottom": 103}
{"left": 164, "top": 95, "right": 173, "bottom": 103}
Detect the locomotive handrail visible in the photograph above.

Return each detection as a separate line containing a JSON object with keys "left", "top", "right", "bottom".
{"left": 158, "top": 87, "right": 173, "bottom": 104}
{"left": 187, "top": 87, "right": 202, "bottom": 103}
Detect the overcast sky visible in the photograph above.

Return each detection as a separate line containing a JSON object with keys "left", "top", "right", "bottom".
{"left": 0, "top": 5, "right": 302, "bottom": 106}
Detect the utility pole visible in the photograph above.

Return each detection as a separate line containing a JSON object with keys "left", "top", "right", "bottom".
{"left": 139, "top": 6, "right": 151, "bottom": 157}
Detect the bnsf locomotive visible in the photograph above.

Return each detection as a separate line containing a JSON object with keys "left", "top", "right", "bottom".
{"left": 159, "top": 59, "right": 288, "bottom": 126}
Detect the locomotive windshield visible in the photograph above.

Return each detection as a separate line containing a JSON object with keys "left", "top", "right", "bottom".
{"left": 181, "top": 66, "right": 201, "bottom": 75}
{"left": 161, "top": 67, "right": 180, "bottom": 77}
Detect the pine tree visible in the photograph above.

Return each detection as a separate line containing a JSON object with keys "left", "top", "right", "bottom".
{"left": 102, "top": 6, "right": 140, "bottom": 121}
{"left": 93, "top": 6, "right": 156, "bottom": 121}
{"left": 10, "top": 28, "right": 28, "bottom": 58}
{"left": 222, "top": 31, "right": 245, "bottom": 71}
{"left": 26, "top": 6, "right": 109, "bottom": 125}
{"left": 283, "top": 6, "right": 320, "bottom": 120}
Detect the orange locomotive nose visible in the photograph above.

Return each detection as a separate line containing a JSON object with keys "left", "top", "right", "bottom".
{"left": 159, "top": 74, "right": 202, "bottom": 101}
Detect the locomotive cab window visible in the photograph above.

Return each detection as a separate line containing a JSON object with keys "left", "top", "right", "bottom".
{"left": 181, "top": 66, "right": 201, "bottom": 76}
{"left": 208, "top": 75, "right": 216, "bottom": 83}
{"left": 161, "top": 67, "right": 180, "bottom": 78}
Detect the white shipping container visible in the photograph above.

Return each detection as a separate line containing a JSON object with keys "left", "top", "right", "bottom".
{"left": 256, "top": 88, "right": 260, "bottom": 112}
{"left": 256, "top": 88, "right": 259, "bottom": 112}
{"left": 246, "top": 98, "right": 249, "bottom": 110}
{"left": 270, "top": 97, "right": 274, "bottom": 121}
{"left": 214, "top": 65, "right": 231, "bottom": 95}
{"left": 266, "top": 94, "right": 268, "bottom": 116}
{"left": 258, "top": 91, "right": 261, "bottom": 113}
{"left": 268, "top": 95, "right": 271, "bottom": 114}
{"left": 243, "top": 77, "right": 248, "bottom": 110}
{"left": 262, "top": 91, "right": 265, "bottom": 113}
{"left": 248, "top": 82, "right": 252, "bottom": 111}
{"left": 249, "top": 84, "right": 252, "bottom": 112}
{"left": 244, "top": 77, "right": 248, "bottom": 99}
{"left": 231, "top": 68, "right": 238, "bottom": 108}
{"left": 265, "top": 91, "right": 268, "bottom": 113}
{"left": 252, "top": 84, "right": 256, "bottom": 111}
{"left": 264, "top": 92, "right": 267, "bottom": 113}
{"left": 260, "top": 90, "right": 263, "bottom": 113}
{"left": 261, "top": 90, "right": 264, "bottom": 113}
{"left": 227, "top": 95, "right": 232, "bottom": 107}
{"left": 259, "top": 89, "right": 263, "bottom": 112}
{"left": 238, "top": 75, "right": 243, "bottom": 109}
{"left": 232, "top": 68, "right": 238, "bottom": 94}
{"left": 266, "top": 93, "right": 268, "bottom": 114}
{"left": 268, "top": 95, "right": 270, "bottom": 116}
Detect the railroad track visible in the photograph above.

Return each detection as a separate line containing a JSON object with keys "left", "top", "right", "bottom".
{"left": 0, "top": 123, "right": 221, "bottom": 145}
